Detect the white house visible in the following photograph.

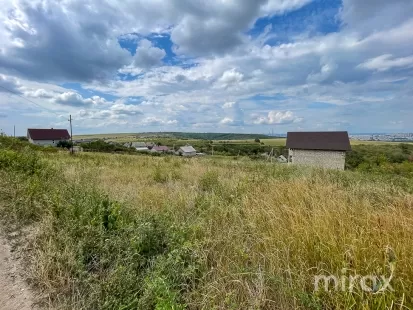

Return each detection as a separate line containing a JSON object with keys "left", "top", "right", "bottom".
{"left": 178, "top": 145, "right": 197, "bottom": 157}
{"left": 286, "top": 131, "right": 351, "bottom": 170}
{"left": 27, "top": 128, "right": 71, "bottom": 147}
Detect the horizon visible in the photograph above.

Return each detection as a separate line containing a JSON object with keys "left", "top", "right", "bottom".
{"left": 4, "top": 129, "right": 412, "bottom": 138}
{"left": 0, "top": 0, "right": 412, "bottom": 135}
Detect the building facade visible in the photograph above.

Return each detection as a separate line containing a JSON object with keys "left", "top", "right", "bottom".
{"left": 178, "top": 145, "right": 197, "bottom": 157}
{"left": 288, "top": 149, "right": 346, "bottom": 170}
{"left": 286, "top": 131, "right": 351, "bottom": 170}
{"left": 27, "top": 128, "right": 71, "bottom": 147}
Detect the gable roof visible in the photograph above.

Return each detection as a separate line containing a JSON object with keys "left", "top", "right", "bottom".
{"left": 179, "top": 145, "right": 196, "bottom": 153}
{"left": 286, "top": 131, "right": 351, "bottom": 151}
{"left": 27, "top": 128, "right": 70, "bottom": 141}
{"left": 152, "top": 145, "right": 169, "bottom": 151}
{"left": 131, "top": 142, "right": 147, "bottom": 147}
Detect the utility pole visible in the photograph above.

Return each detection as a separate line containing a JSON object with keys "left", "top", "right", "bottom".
{"left": 69, "top": 115, "right": 74, "bottom": 154}
{"left": 13, "top": 125, "right": 15, "bottom": 138}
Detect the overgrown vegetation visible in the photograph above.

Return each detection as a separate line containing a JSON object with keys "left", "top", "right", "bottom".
{"left": 346, "top": 143, "right": 413, "bottom": 176}
{"left": 1, "top": 136, "right": 413, "bottom": 309}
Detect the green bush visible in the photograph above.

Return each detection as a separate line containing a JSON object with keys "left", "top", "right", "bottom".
{"left": 199, "top": 170, "right": 220, "bottom": 192}
{"left": 0, "top": 148, "right": 46, "bottom": 175}
{"left": 0, "top": 147, "right": 206, "bottom": 309}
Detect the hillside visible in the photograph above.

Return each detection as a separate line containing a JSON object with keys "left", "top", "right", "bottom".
{"left": 74, "top": 132, "right": 272, "bottom": 141}
{"left": 0, "top": 136, "right": 413, "bottom": 309}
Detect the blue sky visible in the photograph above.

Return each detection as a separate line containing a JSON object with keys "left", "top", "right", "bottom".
{"left": 0, "top": 0, "right": 412, "bottom": 135}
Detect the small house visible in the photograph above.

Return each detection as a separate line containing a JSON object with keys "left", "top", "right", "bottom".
{"left": 135, "top": 147, "right": 149, "bottom": 152}
{"left": 178, "top": 145, "right": 197, "bottom": 157}
{"left": 151, "top": 146, "right": 170, "bottom": 153}
{"left": 131, "top": 142, "right": 147, "bottom": 148}
{"left": 145, "top": 142, "right": 155, "bottom": 149}
{"left": 27, "top": 128, "right": 70, "bottom": 147}
{"left": 286, "top": 131, "right": 351, "bottom": 170}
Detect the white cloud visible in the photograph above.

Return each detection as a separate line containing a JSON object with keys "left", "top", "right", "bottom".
{"left": 0, "top": 0, "right": 131, "bottom": 82}
{"left": 24, "top": 89, "right": 55, "bottom": 98}
{"left": 52, "top": 92, "right": 108, "bottom": 107}
{"left": 110, "top": 103, "right": 142, "bottom": 115}
{"left": 1, "top": 0, "right": 413, "bottom": 134}
{"left": 220, "top": 117, "right": 234, "bottom": 125}
{"left": 141, "top": 117, "right": 178, "bottom": 126}
{"left": 217, "top": 69, "right": 244, "bottom": 88}
{"left": 133, "top": 39, "right": 166, "bottom": 69}
{"left": 358, "top": 54, "right": 413, "bottom": 72}
{"left": 0, "top": 74, "right": 21, "bottom": 93}
{"left": 253, "top": 111, "right": 302, "bottom": 125}
{"left": 223, "top": 101, "right": 236, "bottom": 109}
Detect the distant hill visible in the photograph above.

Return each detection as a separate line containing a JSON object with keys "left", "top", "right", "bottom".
{"left": 138, "top": 132, "right": 272, "bottom": 140}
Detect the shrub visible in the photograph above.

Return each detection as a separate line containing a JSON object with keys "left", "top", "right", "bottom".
{"left": 153, "top": 166, "right": 169, "bottom": 183}
{"left": 57, "top": 140, "right": 73, "bottom": 149}
{"left": 199, "top": 170, "right": 220, "bottom": 192}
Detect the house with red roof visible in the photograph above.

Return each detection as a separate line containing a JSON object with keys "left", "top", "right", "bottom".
{"left": 27, "top": 128, "right": 71, "bottom": 147}
{"left": 151, "top": 145, "right": 170, "bottom": 153}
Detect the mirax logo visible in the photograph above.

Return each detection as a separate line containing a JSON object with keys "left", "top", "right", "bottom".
{"left": 314, "top": 247, "right": 396, "bottom": 293}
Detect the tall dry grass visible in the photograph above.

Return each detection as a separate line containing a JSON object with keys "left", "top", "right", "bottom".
{"left": 1, "top": 148, "right": 413, "bottom": 309}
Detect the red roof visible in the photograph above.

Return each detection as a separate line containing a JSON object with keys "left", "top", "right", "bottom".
{"left": 152, "top": 145, "right": 170, "bottom": 152}
{"left": 27, "top": 128, "right": 71, "bottom": 141}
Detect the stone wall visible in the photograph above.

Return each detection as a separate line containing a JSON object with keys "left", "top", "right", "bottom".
{"left": 288, "top": 149, "right": 346, "bottom": 170}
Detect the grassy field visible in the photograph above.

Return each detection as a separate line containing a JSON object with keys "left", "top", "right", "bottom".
{"left": 73, "top": 134, "right": 412, "bottom": 147}
{"left": 1, "top": 137, "right": 413, "bottom": 309}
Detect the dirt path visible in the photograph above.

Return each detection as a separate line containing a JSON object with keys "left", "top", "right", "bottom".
{"left": 0, "top": 235, "right": 38, "bottom": 310}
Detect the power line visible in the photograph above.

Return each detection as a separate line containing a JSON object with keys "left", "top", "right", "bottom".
{"left": 0, "top": 84, "right": 62, "bottom": 117}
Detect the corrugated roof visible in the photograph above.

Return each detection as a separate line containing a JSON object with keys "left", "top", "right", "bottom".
{"left": 27, "top": 128, "right": 70, "bottom": 140}
{"left": 131, "top": 142, "right": 147, "bottom": 147}
{"left": 286, "top": 131, "right": 351, "bottom": 151}
{"left": 179, "top": 146, "right": 196, "bottom": 153}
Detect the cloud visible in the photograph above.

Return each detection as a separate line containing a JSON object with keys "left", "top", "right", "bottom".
{"left": 24, "top": 88, "right": 55, "bottom": 98}
{"left": 1, "top": 0, "right": 413, "bottom": 133}
{"left": 133, "top": 39, "right": 166, "bottom": 69}
{"left": 220, "top": 117, "right": 234, "bottom": 125}
{"left": 340, "top": 0, "right": 413, "bottom": 34}
{"left": 253, "top": 110, "right": 302, "bottom": 125}
{"left": 0, "top": 113, "right": 7, "bottom": 118}
{"left": 358, "top": 54, "right": 413, "bottom": 72}
{"left": 52, "top": 92, "right": 108, "bottom": 107}
{"left": 109, "top": 103, "right": 142, "bottom": 116}
{"left": 141, "top": 117, "right": 178, "bottom": 126}
{"left": 0, "top": 0, "right": 131, "bottom": 82}
{"left": 0, "top": 75, "right": 21, "bottom": 93}
{"left": 217, "top": 69, "right": 244, "bottom": 88}
{"left": 223, "top": 102, "right": 236, "bottom": 109}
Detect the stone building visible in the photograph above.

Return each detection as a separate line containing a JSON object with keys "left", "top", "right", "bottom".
{"left": 286, "top": 131, "right": 351, "bottom": 170}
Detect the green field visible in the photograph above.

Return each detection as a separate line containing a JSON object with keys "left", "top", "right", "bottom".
{"left": 74, "top": 133, "right": 412, "bottom": 147}
{"left": 1, "top": 136, "right": 413, "bottom": 309}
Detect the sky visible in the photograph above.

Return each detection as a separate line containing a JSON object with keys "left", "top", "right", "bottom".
{"left": 0, "top": 0, "right": 412, "bottom": 136}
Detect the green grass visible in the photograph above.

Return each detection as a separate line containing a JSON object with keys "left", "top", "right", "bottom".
{"left": 1, "top": 136, "right": 413, "bottom": 309}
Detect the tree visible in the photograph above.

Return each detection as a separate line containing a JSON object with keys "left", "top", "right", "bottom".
{"left": 254, "top": 138, "right": 261, "bottom": 143}
{"left": 57, "top": 140, "right": 73, "bottom": 149}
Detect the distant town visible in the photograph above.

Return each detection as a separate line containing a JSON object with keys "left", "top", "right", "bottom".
{"left": 349, "top": 133, "right": 413, "bottom": 142}
{"left": 267, "top": 133, "right": 413, "bottom": 142}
